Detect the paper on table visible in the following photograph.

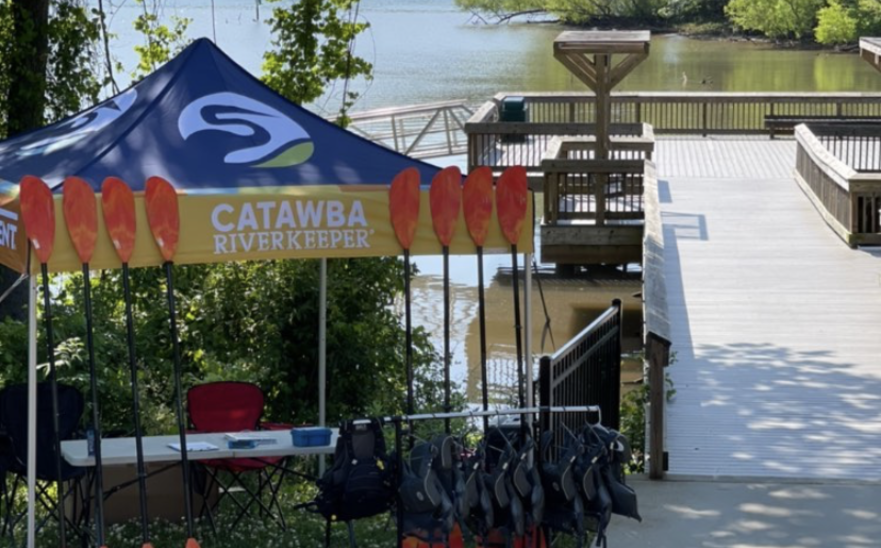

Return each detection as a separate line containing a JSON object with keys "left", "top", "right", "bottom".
{"left": 168, "top": 442, "right": 219, "bottom": 452}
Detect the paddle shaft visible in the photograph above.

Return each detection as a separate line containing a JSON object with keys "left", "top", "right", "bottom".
{"left": 443, "top": 246, "right": 451, "bottom": 434}
{"left": 404, "top": 249, "right": 414, "bottom": 417}
{"left": 121, "top": 263, "right": 151, "bottom": 543}
{"left": 81, "top": 264, "right": 106, "bottom": 547}
{"left": 510, "top": 245, "right": 526, "bottom": 419}
{"left": 477, "top": 246, "right": 489, "bottom": 433}
{"left": 164, "top": 261, "right": 196, "bottom": 536}
{"left": 39, "top": 262, "right": 67, "bottom": 548}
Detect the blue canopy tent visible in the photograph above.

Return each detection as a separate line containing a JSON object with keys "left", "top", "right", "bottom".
{"left": 0, "top": 38, "right": 534, "bottom": 547}
{"left": 0, "top": 38, "right": 438, "bottom": 193}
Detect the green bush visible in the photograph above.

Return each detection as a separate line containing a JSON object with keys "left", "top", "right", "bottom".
{"left": 815, "top": 0, "right": 858, "bottom": 45}
{"left": 725, "top": 0, "right": 825, "bottom": 39}
{"left": 0, "top": 259, "right": 441, "bottom": 435}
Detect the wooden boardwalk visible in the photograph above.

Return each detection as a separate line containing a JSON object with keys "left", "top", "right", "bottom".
{"left": 655, "top": 138, "right": 881, "bottom": 481}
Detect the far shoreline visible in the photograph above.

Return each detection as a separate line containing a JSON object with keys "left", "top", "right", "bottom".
{"left": 484, "top": 14, "right": 863, "bottom": 53}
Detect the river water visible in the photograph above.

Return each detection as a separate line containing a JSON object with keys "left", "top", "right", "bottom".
{"left": 103, "top": 0, "right": 881, "bottom": 403}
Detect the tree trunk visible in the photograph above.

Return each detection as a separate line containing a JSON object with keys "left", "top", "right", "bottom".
{"left": 7, "top": 0, "right": 50, "bottom": 135}
{"left": 0, "top": 0, "right": 50, "bottom": 322}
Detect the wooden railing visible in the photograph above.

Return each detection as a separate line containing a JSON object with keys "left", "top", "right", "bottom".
{"left": 543, "top": 158, "right": 646, "bottom": 226}
{"left": 642, "top": 173, "right": 671, "bottom": 480}
{"left": 466, "top": 92, "right": 881, "bottom": 171}
{"left": 814, "top": 124, "right": 881, "bottom": 173}
{"left": 539, "top": 300, "right": 623, "bottom": 444}
{"left": 795, "top": 124, "right": 881, "bottom": 246}
{"left": 468, "top": 122, "right": 650, "bottom": 174}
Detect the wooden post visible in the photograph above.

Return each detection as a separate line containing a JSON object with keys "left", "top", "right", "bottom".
{"left": 595, "top": 54, "right": 609, "bottom": 226}
{"left": 647, "top": 332, "right": 670, "bottom": 479}
{"left": 552, "top": 32, "right": 649, "bottom": 228}
{"left": 851, "top": 192, "right": 859, "bottom": 235}
{"left": 702, "top": 102, "right": 708, "bottom": 137}
{"left": 596, "top": 53, "right": 610, "bottom": 159}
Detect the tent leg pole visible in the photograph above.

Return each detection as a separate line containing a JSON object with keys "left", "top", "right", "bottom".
{"left": 27, "top": 275, "right": 36, "bottom": 548}
{"left": 524, "top": 253, "right": 533, "bottom": 434}
{"left": 524, "top": 253, "right": 533, "bottom": 408}
{"left": 318, "top": 258, "right": 327, "bottom": 477}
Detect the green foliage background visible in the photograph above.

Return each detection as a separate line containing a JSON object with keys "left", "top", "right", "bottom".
{"left": 0, "top": 0, "right": 442, "bottom": 436}
{"left": 0, "top": 259, "right": 440, "bottom": 435}
{"left": 455, "top": 0, "right": 881, "bottom": 44}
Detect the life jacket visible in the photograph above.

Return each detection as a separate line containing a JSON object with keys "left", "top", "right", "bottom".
{"left": 539, "top": 430, "right": 586, "bottom": 547}
{"left": 430, "top": 434, "right": 472, "bottom": 531}
{"left": 313, "top": 418, "right": 395, "bottom": 523}
{"left": 587, "top": 424, "right": 641, "bottom": 523}
{"left": 578, "top": 425, "right": 613, "bottom": 544}
{"left": 511, "top": 434, "right": 545, "bottom": 531}
{"left": 461, "top": 443, "right": 494, "bottom": 541}
{"left": 482, "top": 427, "right": 526, "bottom": 546}
{"left": 399, "top": 439, "right": 455, "bottom": 542}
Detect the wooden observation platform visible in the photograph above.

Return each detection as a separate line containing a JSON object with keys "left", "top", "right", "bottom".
{"left": 859, "top": 37, "right": 881, "bottom": 74}
{"left": 542, "top": 31, "right": 651, "bottom": 266}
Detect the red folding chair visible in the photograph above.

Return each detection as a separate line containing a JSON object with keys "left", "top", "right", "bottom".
{"left": 187, "top": 382, "right": 291, "bottom": 530}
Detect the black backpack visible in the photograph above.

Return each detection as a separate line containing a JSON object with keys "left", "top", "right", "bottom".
{"left": 314, "top": 418, "right": 395, "bottom": 523}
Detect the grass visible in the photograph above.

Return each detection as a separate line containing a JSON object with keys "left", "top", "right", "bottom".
{"left": 15, "top": 478, "right": 590, "bottom": 548}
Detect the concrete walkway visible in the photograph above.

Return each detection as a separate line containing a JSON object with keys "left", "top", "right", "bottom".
{"left": 606, "top": 477, "right": 881, "bottom": 548}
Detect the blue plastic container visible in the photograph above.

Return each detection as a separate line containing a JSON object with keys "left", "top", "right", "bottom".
{"left": 291, "top": 426, "right": 332, "bottom": 447}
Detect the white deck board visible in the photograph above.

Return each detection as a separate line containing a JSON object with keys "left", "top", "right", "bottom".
{"left": 655, "top": 138, "right": 881, "bottom": 481}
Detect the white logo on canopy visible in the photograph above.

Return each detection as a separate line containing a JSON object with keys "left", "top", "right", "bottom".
{"left": 178, "top": 92, "right": 314, "bottom": 167}
{"left": 12, "top": 89, "right": 138, "bottom": 158}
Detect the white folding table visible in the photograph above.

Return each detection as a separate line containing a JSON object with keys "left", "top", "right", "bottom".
{"left": 61, "top": 429, "right": 338, "bottom": 467}
{"left": 60, "top": 429, "right": 338, "bottom": 531}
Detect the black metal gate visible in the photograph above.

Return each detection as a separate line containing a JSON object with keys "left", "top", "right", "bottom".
{"left": 539, "top": 299, "right": 622, "bottom": 440}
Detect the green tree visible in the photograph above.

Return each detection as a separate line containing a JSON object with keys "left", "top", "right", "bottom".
{"left": 725, "top": 0, "right": 825, "bottom": 39}
{"left": 854, "top": 0, "right": 881, "bottom": 35}
{"left": 456, "top": 0, "right": 669, "bottom": 23}
{"left": 131, "top": 0, "right": 191, "bottom": 80}
{"left": 262, "top": 0, "right": 372, "bottom": 123}
{"left": 815, "top": 0, "right": 858, "bottom": 45}
{"left": 0, "top": 0, "right": 104, "bottom": 323}
{"left": 0, "top": 0, "right": 439, "bottom": 435}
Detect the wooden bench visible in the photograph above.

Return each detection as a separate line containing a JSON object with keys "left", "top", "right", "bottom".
{"left": 765, "top": 115, "right": 881, "bottom": 138}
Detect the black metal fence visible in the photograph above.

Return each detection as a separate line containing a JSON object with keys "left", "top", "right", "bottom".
{"left": 539, "top": 300, "right": 623, "bottom": 448}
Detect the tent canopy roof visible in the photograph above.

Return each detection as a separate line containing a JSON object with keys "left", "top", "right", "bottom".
{"left": 0, "top": 38, "right": 439, "bottom": 195}
{"left": 0, "top": 39, "right": 532, "bottom": 275}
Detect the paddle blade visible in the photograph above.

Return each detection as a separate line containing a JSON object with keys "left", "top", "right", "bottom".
{"left": 429, "top": 166, "right": 462, "bottom": 247}
{"left": 18, "top": 176, "right": 56, "bottom": 264}
{"left": 496, "top": 166, "right": 528, "bottom": 245}
{"left": 144, "top": 176, "right": 180, "bottom": 262}
{"left": 185, "top": 538, "right": 200, "bottom": 548}
{"left": 62, "top": 176, "right": 98, "bottom": 264}
{"left": 101, "top": 177, "right": 137, "bottom": 264}
{"left": 389, "top": 167, "right": 421, "bottom": 250}
{"left": 462, "top": 167, "right": 494, "bottom": 247}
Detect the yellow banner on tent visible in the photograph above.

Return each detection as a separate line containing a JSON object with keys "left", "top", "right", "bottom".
{"left": 0, "top": 185, "right": 533, "bottom": 274}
